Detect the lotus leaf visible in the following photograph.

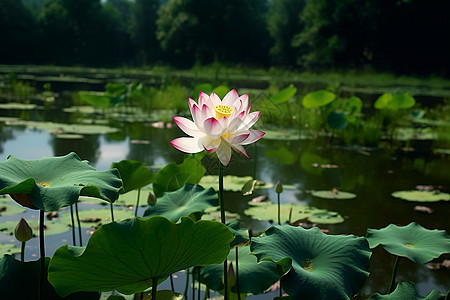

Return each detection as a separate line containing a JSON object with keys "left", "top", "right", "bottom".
{"left": 201, "top": 207, "right": 240, "bottom": 221}
{"left": 312, "top": 190, "right": 357, "bottom": 200}
{"left": 0, "top": 152, "right": 122, "bottom": 211}
{"left": 143, "top": 184, "right": 218, "bottom": 222}
{"left": 327, "top": 111, "right": 347, "bottom": 130}
{"left": 250, "top": 225, "right": 371, "bottom": 299}
{"left": 199, "top": 175, "right": 272, "bottom": 192}
{"left": 0, "top": 255, "right": 100, "bottom": 299}
{"left": 0, "top": 103, "right": 37, "bottom": 110}
{"left": 302, "top": 90, "right": 336, "bottom": 108}
{"left": 308, "top": 210, "right": 345, "bottom": 224}
{"left": 391, "top": 190, "right": 450, "bottom": 202}
{"left": 0, "top": 219, "right": 70, "bottom": 236}
{"left": 262, "top": 128, "right": 312, "bottom": 141}
{"left": 5, "top": 120, "right": 120, "bottom": 135}
{"left": 54, "top": 134, "right": 84, "bottom": 139}
{"left": 200, "top": 245, "right": 280, "bottom": 294}
{"left": 79, "top": 91, "right": 111, "bottom": 107}
{"left": 59, "top": 208, "right": 134, "bottom": 228}
{"left": 48, "top": 216, "right": 234, "bottom": 296}
{"left": 366, "top": 222, "right": 450, "bottom": 264}
{"left": 227, "top": 220, "right": 250, "bottom": 248}
{"left": 153, "top": 156, "right": 206, "bottom": 197}
{"left": 110, "top": 159, "right": 154, "bottom": 194}
{"left": 269, "top": 85, "right": 297, "bottom": 104}
{"left": 368, "top": 281, "right": 445, "bottom": 300}
{"left": 265, "top": 147, "right": 297, "bottom": 165}
{"left": 375, "top": 93, "right": 415, "bottom": 110}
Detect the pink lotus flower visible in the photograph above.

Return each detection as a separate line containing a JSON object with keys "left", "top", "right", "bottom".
{"left": 171, "top": 89, "right": 265, "bottom": 166}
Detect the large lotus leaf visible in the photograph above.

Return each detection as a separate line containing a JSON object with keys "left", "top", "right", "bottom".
{"left": 110, "top": 160, "right": 154, "bottom": 193}
{"left": 366, "top": 223, "right": 450, "bottom": 264}
{"left": 368, "top": 281, "right": 445, "bottom": 300}
{"left": 302, "top": 90, "right": 336, "bottom": 108}
{"left": 245, "top": 203, "right": 322, "bottom": 223}
{"left": 0, "top": 152, "right": 122, "bottom": 211}
{"left": 0, "top": 255, "right": 100, "bottom": 300}
{"left": 153, "top": 156, "right": 206, "bottom": 197}
{"left": 59, "top": 208, "right": 135, "bottom": 228}
{"left": 250, "top": 225, "right": 371, "bottom": 300}
{"left": 0, "top": 219, "right": 70, "bottom": 236}
{"left": 391, "top": 190, "right": 450, "bottom": 202}
{"left": 143, "top": 184, "right": 218, "bottom": 222}
{"left": 269, "top": 85, "right": 297, "bottom": 104}
{"left": 48, "top": 216, "right": 234, "bottom": 296}
{"left": 199, "top": 175, "right": 272, "bottom": 192}
{"left": 200, "top": 245, "right": 280, "bottom": 294}
{"left": 227, "top": 220, "right": 250, "bottom": 248}
{"left": 312, "top": 190, "right": 357, "bottom": 200}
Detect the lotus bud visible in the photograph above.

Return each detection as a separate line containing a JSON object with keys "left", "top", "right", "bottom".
{"left": 147, "top": 191, "right": 157, "bottom": 205}
{"left": 14, "top": 218, "right": 33, "bottom": 242}
{"left": 224, "top": 261, "right": 236, "bottom": 288}
{"left": 275, "top": 181, "right": 283, "bottom": 194}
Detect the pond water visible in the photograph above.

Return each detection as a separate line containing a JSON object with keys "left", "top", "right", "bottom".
{"left": 0, "top": 78, "right": 449, "bottom": 298}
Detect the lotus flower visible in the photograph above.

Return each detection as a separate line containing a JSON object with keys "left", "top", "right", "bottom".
{"left": 171, "top": 90, "right": 265, "bottom": 166}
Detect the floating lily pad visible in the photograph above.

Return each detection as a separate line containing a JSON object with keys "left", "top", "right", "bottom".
{"left": 0, "top": 152, "right": 122, "bottom": 211}
{"left": 199, "top": 175, "right": 272, "bottom": 192}
{"left": 201, "top": 207, "right": 240, "bottom": 221}
{"left": 114, "top": 187, "right": 153, "bottom": 207}
{"left": 250, "top": 225, "right": 371, "bottom": 299}
{"left": 5, "top": 120, "right": 120, "bottom": 135}
{"left": 307, "top": 210, "right": 345, "bottom": 224}
{"left": 312, "top": 190, "right": 357, "bottom": 200}
{"left": 368, "top": 281, "right": 445, "bottom": 300}
{"left": 143, "top": 184, "right": 218, "bottom": 222}
{"left": 0, "top": 219, "right": 70, "bottom": 236}
{"left": 391, "top": 190, "right": 450, "bottom": 202}
{"left": 48, "top": 216, "right": 234, "bottom": 296}
{"left": 262, "top": 128, "right": 311, "bottom": 141}
{"left": 366, "top": 222, "right": 450, "bottom": 264}
{"left": 392, "top": 128, "right": 436, "bottom": 141}
{"left": 0, "top": 243, "right": 21, "bottom": 256}
{"left": 153, "top": 156, "right": 206, "bottom": 197}
{"left": 200, "top": 245, "right": 280, "bottom": 294}
{"left": 0, "top": 103, "right": 37, "bottom": 110}
{"left": 59, "top": 208, "right": 134, "bottom": 228}
{"left": 63, "top": 106, "right": 98, "bottom": 114}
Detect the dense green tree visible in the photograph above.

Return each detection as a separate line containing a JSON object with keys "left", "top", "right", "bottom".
{"left": 267, "top": 0, "right": 306, "bottom": 66}
{"left": 0, "top": 0, "right": 39, "bottom": 63}
{"left": 130, "top": 0, "right": 161, "bottom": 64}
{"left": 156, "top": 0, "right": 270, "bottom": 67}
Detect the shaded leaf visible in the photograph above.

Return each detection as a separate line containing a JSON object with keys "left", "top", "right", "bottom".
{"left": 392, "top": 190, "right": 450, "bottom": 202}
{"left": 368, "top": 281, "right": 445, "bottom": 300}
{"left": 110, "top": 160, "right": 154, "bottom": 194}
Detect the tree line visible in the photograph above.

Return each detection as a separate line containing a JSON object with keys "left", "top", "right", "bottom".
{"left": 1, "top": 0, "right": 449, "bottom": 76}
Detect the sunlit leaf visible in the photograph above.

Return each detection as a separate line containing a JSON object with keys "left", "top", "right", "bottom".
{"left": 250, "top": 225, "right": 371, "bottom": 299}
{"left": 48, "top": 216, "right": 234, "bottom": 296}
{"left": 312, "top": 190, "right": 357, "bottom": 200}
{"left": 366, "top": 222, "right": 450, "bottom": 264}
{"left": 199, "top": 175, "right": 272, "bottom": 192}
{"left": 212, "top": 85, "right": 230, "bottom": 99}
{"left": 375, "top": 93, "right": 415, "bottom": 110}
{"left": 79, "top": 91, "right": 110, "bottom": 107}
{"left": 391, "top": 190, "right": 450, "bottom": 202}
{"left": 302, "top": 90, "right": 336, "bottom": 108}
{"left": 110, "top": 160, "right": 154, "bottom": 194}
{"left": 269, "top": 85, "right": 297, "bottom": 104}
{"left": 0, "top": 153, "right": 122, "bottom": 211}
{"left": 143, "top": 184, "right": 218, "bottom": 222}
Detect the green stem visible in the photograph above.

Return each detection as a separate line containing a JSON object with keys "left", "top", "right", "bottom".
{"left": 183, "top": 269, "right": 189, "bottom": 300}
{"left": 39, "top": 209, "right": 45, "bottom": 300}
{"left": 70, "top": 204, "right": 76, "bottom": 246}
{"left": 218, "top": 162, "right": 228, "bottom": 300}
{"left": 110, "top": 202, "right": 115, "bottom": 222}
{"left": 134, "top": 188, "right": 141, "bottom": 217}
{"left": 445, "top": 290, "right": 449, "bottom": 300}
{"left": 170, "top": 274, "right": 174, "bottom": 292}
{"left": 20, "top": 241, "right": 25, "bottom": 262}
{"left": 197, "top": 267, "right": 201, "bottom": 300}
{"left": 387, "top": 256, "right": 399, "bottom": 293}
{"left": 192, "top": 268, "right": 195, "bottom": 300}
{"left": 75, "top": 201, "right": 83, "bottom": 247}
{"left": 236, "top": 247, "right": 241, "bottom": 300}
{"left": 277, "top": 193, "right": 281, "bottom": 225}
{"left": 151, "top": 277, "right": 158, "bottom": 300}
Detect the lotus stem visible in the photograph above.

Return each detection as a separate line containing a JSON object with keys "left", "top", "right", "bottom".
{"left": 192, "top": 268, "right": 195, "bottom": 300}
{"left": 445, "top": 290, "right": 449, "bottom": 300}
{"left": 183, "top": 269, "right": 189, "bottom": 300}
{"left": 235, "top": 247, "right": 241, "bottom": 300}
{"left": 277, "top": 193, "right": 281, "bottom": 225}
{"left": 134, "top": 188, "right": 141, "bottom": 217}
{"left": 151, "top": 277, "right": 158, "bottom": 300}
{"left": 75, "top": 201, "right": 83, "bottom": 247}
{"left": 39, "top": 209, "right": 45, "bottom": 300}
{"left": 110, "top": 202, "right": 115, "bottom": 222}
{"left": 70, "top": 204, "right": 76, "bottom": 246}
{"left": 387, "top": 256, "right": 399, "bottom": 293}
{"left": 170, "top": 274, "right": 174, "bottom": 292}
{"left": 219, "top": 162, "right": 228, "bottom": 300}
{"left": 197, "top": 267, "right": 201, "bottom": 300}
{"left": 19, "top": 241, "right": 25, "bottom": 262}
